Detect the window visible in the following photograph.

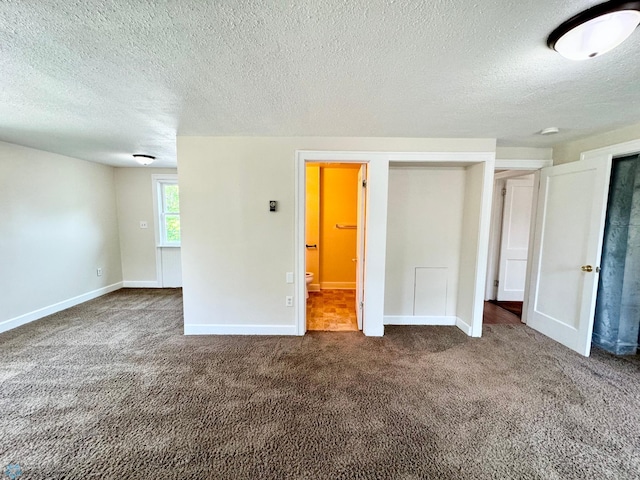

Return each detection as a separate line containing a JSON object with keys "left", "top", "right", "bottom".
{"left": 153, "top": 175, "right": 181, "bottom": 246}
{"left": 160, "top": 182, "right": 180, "bottom": 245}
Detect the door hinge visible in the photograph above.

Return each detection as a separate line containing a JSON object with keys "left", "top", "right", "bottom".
{"left": 494, "top": 280, "right": 499, "bottom": 287}
{"left": 359, "top": 301, "right": 364, "bottom": 309}
{"left": 362, "top": 179, "right": 367, "bottom": 188}
{"left": 501, "top": 188, "right": 507, "bottom": 196}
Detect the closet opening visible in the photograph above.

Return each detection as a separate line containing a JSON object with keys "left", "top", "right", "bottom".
{"left": 382, "top": 160, "right": 492, "bottom": 335}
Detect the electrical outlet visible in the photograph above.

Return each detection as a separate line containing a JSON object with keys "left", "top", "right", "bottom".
{"left": 285, "top": 296, "right": 293, "bottom": 307}
{"left": 97, "top": 268, "right": 103, "bottom": 277}
{"left": 140, "top": 221, "right": 148, "bottom": 229}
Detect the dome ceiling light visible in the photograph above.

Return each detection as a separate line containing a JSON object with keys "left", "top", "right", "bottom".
{"left": 548, "top": 1, "right": 640, "bottom": 60}
{"left": 133, "top": 154, "right": 156, "bottom": 166}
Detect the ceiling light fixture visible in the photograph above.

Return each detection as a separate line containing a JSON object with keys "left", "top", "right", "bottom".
{"left": 133, "top": 154, "right": 156, "bottom": 166}
{"left": 548, "top": 1, "right": 640, "bottom": 60}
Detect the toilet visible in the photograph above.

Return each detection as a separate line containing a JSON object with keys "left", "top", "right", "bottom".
{"left": 305, "top": 272, "right": 314, "bottom": 299}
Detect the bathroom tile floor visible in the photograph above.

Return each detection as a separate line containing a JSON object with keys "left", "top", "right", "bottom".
{"left": 306, "top": 289, "right": 359, "bottom": 331}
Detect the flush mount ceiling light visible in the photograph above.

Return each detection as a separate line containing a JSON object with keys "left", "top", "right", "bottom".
{"left": 548, "top": 1, "right": 640, "bottom": 60}
{"left": 133, "top": 154, "right": 155, "bottom": 166}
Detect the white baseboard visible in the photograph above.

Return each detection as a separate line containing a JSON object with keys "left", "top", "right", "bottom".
{"left": 384, "top": 315, "right": 457, "bottom": 326}
{"left": 456, "top": 317, "right": 473, "bottom": 335}
{"left": 320, "top": 282, "right": 356, "bottom": 290}
{"left": 383, "top": 315, "right": 474, "bottom": 337}
{"left": 184, "top": 324, "right": 298, "bottom": 336}
{"left": 0, "top": 282, "right": 123, "bottom": 334}
{"left": 309, "top": 284, "right": 321, "bottom": 292}
{"left": 365, "top": 325, "right": 384, "bottom": 337}
{"left": 122, "top": 281, "right": 161, "bottom": 288}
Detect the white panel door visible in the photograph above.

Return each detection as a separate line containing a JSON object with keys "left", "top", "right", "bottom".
{"left": 355, "top": 165, "right": 367, "bottom": 330}
{"left": 498, "top": 175, "right": 534, "bottom": 301}
{"left": 526, "top": 156, "right": 612, "bottom": 356}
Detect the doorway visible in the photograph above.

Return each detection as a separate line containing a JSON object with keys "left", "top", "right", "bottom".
{"left": 304, "top": 162, "right": 366, "bottom": 332}
{"left": 592, "top": 154, "right": 640, "bottom": 355}
{"left": 485, "top": 170, "right": 536, "bottom": 323}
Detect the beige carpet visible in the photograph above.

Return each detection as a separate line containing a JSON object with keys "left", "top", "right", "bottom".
{"left": 1, "top": 288, "right": 639, "bottom": 479}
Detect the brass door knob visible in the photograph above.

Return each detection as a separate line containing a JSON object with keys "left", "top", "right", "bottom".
{"left": 581, "top": 265, "right": 593, "bottom": 272}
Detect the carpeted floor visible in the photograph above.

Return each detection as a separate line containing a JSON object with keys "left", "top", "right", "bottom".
{"left": 1, "top": 289, "right": 639, "bottom": 479}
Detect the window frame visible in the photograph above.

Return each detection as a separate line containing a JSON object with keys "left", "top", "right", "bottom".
{"left": 152, "top": 174, "right": 181, "bottom": 248}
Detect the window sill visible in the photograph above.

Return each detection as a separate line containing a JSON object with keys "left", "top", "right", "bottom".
{"left": 157, "top": 244, "right": 181, "bottom": 248}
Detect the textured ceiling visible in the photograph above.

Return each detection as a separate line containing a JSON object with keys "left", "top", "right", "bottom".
{"left": 1, "top": 0, "right": 639, "bottom": 167}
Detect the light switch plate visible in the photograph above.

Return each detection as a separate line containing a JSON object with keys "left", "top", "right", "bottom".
{"left": 286, "top": 272, "right": 294, "bottom": 283}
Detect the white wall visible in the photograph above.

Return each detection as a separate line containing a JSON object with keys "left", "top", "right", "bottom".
{"left": 0, "top": 141, "right": 122, "bottom": 331}
{"left": 496, "top": 147, "right": 553, "bottom": 160}
{"left": 456, "top": 162, "right": 494, "bottom": 336}
{"left": 177, "top": 136, "right": 496, "bottom": 335}
{"left": 114, "top": 167, "right": 178, "bottom": 286}
{"left": 384, "top": 167, "right": 466, "bottom": 320}
{"left": 553, "top": 122, "right": 640, "bottom": 165}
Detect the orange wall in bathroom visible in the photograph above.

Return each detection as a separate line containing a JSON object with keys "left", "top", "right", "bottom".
{"left": 320, "top": 166, "right": 359, "bottom": 287}
{"left": 305, "top": 165, "right": 320, "bottom": 288}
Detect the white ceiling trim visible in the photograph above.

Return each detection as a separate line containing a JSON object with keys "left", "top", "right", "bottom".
{"left": 580, "top": 139, "right": 640, "bottom": 161}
